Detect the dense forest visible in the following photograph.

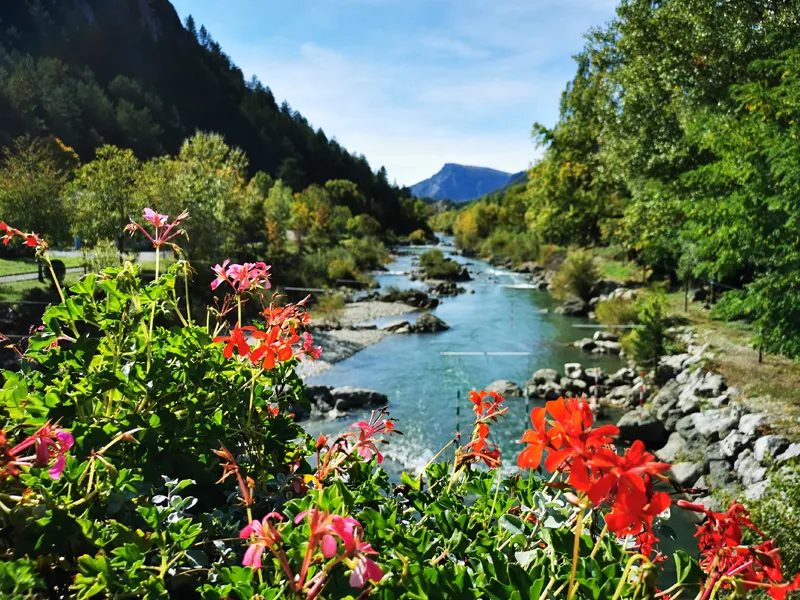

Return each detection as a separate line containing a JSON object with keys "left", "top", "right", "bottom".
{"left": 435, "top": 0, "right": 800, "bottom": 358}
{"left": 0, "top": 0, "right": 430, "bottom": 262}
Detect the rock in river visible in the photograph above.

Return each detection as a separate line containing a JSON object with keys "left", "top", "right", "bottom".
{"left": 330, "top": 386, "right": 389, "bottom": 411}
{"left": 413, "top": 313, "right": 450, "bottom": 333}
{"left": 554, "top": 298, "right": 589, "bottom": 317}
{"left": 488, "top": 380, "right": 523, "bottom": 397}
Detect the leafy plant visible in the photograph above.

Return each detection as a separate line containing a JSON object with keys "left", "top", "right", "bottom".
{"left": 551, "top": 248, "right": 599, "bottom": 302}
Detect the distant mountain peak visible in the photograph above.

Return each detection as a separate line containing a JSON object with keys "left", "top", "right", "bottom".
{"left": 410, "top": 164, "right": 525, "bottom": 203}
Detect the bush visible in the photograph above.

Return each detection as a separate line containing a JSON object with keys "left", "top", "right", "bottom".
{"left": 479, "top": 231, "right": 540, "bottom": 266}
{"left": 595, "top": 297, "right": 639, "bottom": 326}
{"left": 551, "top": 249, "right": 599, "bottom": 301}
{"left": 748, "top": 463, "right": 800, "bottom": 574}
{"left": 623, "top": 295, "right": 672, "bottom": 369}
{"left": 537, "top": 243, "right": 563, "bottom": 269}
{"left": 418, "top": 248, "right": 464, "bottom": 280}
{"left": 82, "top": 238, "right": 122, "bottom": 272}
{"left": 408, "top": 229, "right": 428, "bottom": 244}
{"left": 344, "top": 236, "right": 390, "bottom": 271}
{"left": 313, "top": 292, "right": 346, "bottom": 326}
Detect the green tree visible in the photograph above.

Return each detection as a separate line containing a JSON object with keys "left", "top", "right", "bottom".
{"left": 68, "top": 145, "right": 141, "bottom": 249}
{"left": 0, "top": 137, "right": 74, "bottom": 245}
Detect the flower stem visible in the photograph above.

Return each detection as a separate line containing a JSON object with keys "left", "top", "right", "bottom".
{"left": 611, "top": 554, "right": 648, "bottom": 600}
{"left": 44, "top": 255, "right": 80, "bottom": 338}
{"left": 237, "top": 295, "right": 243, "bottom": 329}
{"left": 567, "top": 504, "right": 587, "bottom": 600}
{"left": 590, "top": 522, "right": 608, "bottom": 559}
{"left": 146, "top": 247, "right": 161, "bottom": 372}
{"left": 183, "top": 261, "right": 192, "bottom": 324}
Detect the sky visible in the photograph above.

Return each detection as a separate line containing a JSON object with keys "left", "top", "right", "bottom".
{"left": 170, "top": 0, "right": 619, "bottom": 187}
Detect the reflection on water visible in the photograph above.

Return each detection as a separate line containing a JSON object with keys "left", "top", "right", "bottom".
{"left": 304, "top": 242, "right": 697, "bottom": 571}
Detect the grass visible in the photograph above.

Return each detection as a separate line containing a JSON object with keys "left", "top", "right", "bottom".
{"left": 598, "top": 259, "right": 641, "bottom": 284}
{"left": 663, "top": 290, "right": 800, "bottom": 441}
{"left": 0, "top": 256, "right": 84, "bottom": 277}
{"left": 0, "top": 273, "right": 82, "bottom": 302}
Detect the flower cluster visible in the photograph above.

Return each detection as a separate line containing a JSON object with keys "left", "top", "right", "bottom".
{"left": 239, "top": 508, "right": 383, "bottom": 598}
{"left": 213, "top": 294, "right": 322, "bottom": 370}
{"left": 124, "top": 208, "right": 188, "bottom": 251}
{"left": 313, "top": 409, "right": 400, "bottom": 481}
{"left": 460, "top": 390, "right": 507, "bottom": 467}
{"left": 0, "top": 222, "right": 45, "bottom": 250}
{"left": 211, "top": 260, "right": 271, "bottom": 294}
{"left": 0, "top": 422, "right": 75, "bottom": 480}
{"left": 678, "top": 500, "right": 800, "bottom": 599}
{"left": 518, "top": 397, "right": 671, "bottom": 543}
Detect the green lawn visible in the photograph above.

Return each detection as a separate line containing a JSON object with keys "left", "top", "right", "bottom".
{"left": 0, "top": 273, "right": 82, "bottom": 302}
{"left": 0, "top": 256, "right": 84, "bottom": 277}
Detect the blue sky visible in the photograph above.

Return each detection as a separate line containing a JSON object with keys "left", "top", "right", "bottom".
{"left": 170, "top": 0, "right": 618, "bottom": 187}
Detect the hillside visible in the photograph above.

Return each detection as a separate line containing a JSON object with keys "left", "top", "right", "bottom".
{"left": 0, "top": 0, "right": 411, "bottom": 227}
{"left": 410, "top": 163, "right": 525, "bottom": 203}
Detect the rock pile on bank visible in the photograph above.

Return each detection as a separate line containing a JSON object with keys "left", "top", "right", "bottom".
{"left": 379, "top": 312, "right": 450, "bottom": 334}
{"left": 294, "top": 385, "right": 390, "bottom": 421}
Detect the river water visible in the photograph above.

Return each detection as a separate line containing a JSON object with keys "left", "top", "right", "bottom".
{"left": 304, "top": 241, "right": 696, "bottom": 570}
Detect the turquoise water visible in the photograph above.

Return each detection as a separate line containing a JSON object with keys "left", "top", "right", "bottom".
{"left": 305, "top": 242, "right": 696, "bottom": 569}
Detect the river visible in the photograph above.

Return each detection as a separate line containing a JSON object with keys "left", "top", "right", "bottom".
{"left": 304, "top": 241, "right": 697, "bottom": 571}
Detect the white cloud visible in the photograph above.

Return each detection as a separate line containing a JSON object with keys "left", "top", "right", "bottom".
{"left": 205, "top": 0, "right": 618, "bottom": 186}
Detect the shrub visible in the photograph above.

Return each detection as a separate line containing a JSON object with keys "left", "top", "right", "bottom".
{"left": 344, "top": 236, "right": 390, "bottom": 271}
{"left": 551, "top": 248, "right": 599, "bottom": 301}
{"left": 537, "top": 243, "right": 563, "bottom": 269}
{"left": 418, "top": 248, "right": 463, "bottom": 280}
{"left": 595, "top": 297, "right": 639, "bottom": 326}
{"left": 408, "top": 229, "right": 428, "bottom": 244}
{"left": 82, "top": 238, "right": 122, "bottom": 272}
{"left": 748, "top": 462, "right": 800, "bottom": 573}
{"left": 313, "top": 292, "right": 346, "bottom": 326}
{"left": 328, "top": 255, "right": 359, "bottom": 282}
{"left": 623, "top": 295, "right": 673, "bottom": 369}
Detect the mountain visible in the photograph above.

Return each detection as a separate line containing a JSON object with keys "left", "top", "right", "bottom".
{"left": 410, "top": 164, "right": 526, "bottom": 203}
{"left": 0, "top": 0, "right": 412, "bottom": 227}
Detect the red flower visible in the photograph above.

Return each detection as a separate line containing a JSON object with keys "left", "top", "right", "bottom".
{"left": 517, "top": 407, "right": 549, "bottom": 470}
{"left": 469, "top": 389, "right": 504, "bottom": 419}
{"left": 604, "top": 483, "right": 670, "bottom": 536}
{"left": 213, "top": 326, "right": 254, "bottom": 359}
{"left": 250, "top": 326, "right": 297, "bottom": 370}
{"left": 8, "top": 422, "right": 74, "bottom": 480}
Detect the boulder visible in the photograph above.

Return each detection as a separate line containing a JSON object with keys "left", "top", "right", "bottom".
{"left": 381, "top": 320, "right": 412, "bottom": 333}
{"left": 657, "top": 354, "right": 692, "bottom": 382}
{"left": 379, "top": 288, "right": 439, "bottom": 309}
{"left": 617, "top": 407, "right": 669, "bottom": 448}
{"left": 488, "top": 380, "right": 523, "bottom": 398}
{"left": 696, "top": 372, "right": 727, "bottom": 398}
{"left": 707, "top": 460, "right": 736, "bottom": 489}
{"left": 735, "top": 450, "right": 767, "bottom": 486}
{"left": 330, "top": 386, "right": 389, "bottom": 411}
{"left": 538, "top": 381, "right": 564, "bottom": 400}
{"left": 595, "top": 340, "right": 622, "bottom": 355}
{"left": 564, "top": 363, "right": 583, "bottom": 377}
{"left": 777, "top": 443, "right": 800, "bottom": 464}
{"left": 530, "top": 368, "right": 560, "bottom": 385}
{"left": 414, "top": 313, "right": 449, "bottom": 333}
{"left": 554, "top": 298, "right": 590, "bottom": 317}
{"left": 575, "top": 338, "right": 597, "bottom": 352}
{"left": 583, "top": 367, "right": 606, "bottom": 383}
{"left": 697, "top": 496, "right": 723, "bottom": 513}
{"left": 607, "top": 385, "right": 633, "bottom": 403}
{"left": 738, "top": 413, "right": 768, "bottom": 438}
{"left": 663, "top": 408, "right": 683, "bottom": 432}
{"left": 656, "top": 432, "right": 687, "bottom": 463}
{"left": 753, "top": 435, "right": 791, "bottom": 464}
{"left": 694, "top": 409, "right": 738, "bottom": 442}
{"left": 705, "top": 442, "right": 724, "bottom": 462}
{"left": 651, "top": 380, "right": 681, "bottom": 411}
{"left": 671, "top": 462, "right": 704, "bottom": 488}
{"left": 744, "top": 481, "right": 770, "bottom": 501}
{"left": 719, "top": 430, "right": 751, "bottom": 459}
{"left": 607, "top": 367, "right": 635, "bottom": 387}
{"left": 593, "top": 330, "right": 619, "bottom": 342}
{"left": 306, "top": 385, "right": 335, "bottom": 411}
{"left": 678, "top": 395, "right": 700, "bottom": 415}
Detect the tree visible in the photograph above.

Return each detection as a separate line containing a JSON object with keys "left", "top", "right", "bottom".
{"left": 0, "top": 137, "right": 74, "bottom": 246}
{"left": 68, "top": 145, "right": 141, "bottom": 250}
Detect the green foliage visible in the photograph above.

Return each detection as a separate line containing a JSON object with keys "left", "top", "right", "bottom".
{"left": 595, "top": 297, "right": 639, "bottom": 327}
{"left": 81, "top": 239, "right": 123, "bottom": 272}
{"left": 418, "top": 249, "right": 464, "bottom": 280}
{"left": 313, "top": 293, "right": 346, "bottom": 326}
{"left": 748, "top": 463, "right": 800, "bottom": 572}
{"left": 479, "top": 231, "right": 541, "bottom": 266}
{"left": 551, "top": 249, "right": 599, "bottom": 302}
{"left": 624, "top": 295, "right": 670, "bottom": 369}
{"left": 428, "top": 210, "right": 457, "bottom": 235}
{"left": 407, "top": 229, "right": 428, "bottom": 244}
{"left": 0, "top": 137, "right": 75, "bottom": 246}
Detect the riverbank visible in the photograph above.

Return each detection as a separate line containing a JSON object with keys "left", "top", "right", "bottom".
{"left": 297, "top": 300, "right": 421, "bottom": 378}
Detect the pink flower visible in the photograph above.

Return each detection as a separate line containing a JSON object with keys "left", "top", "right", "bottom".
{"left": 349, "top": 541, "right": 384, "bottom": 588}
{"left": 10, "top": 422, "right": 74, "bottom": 480}
{"left": 210, "top": 261, "right": 271, "bottom": 294}
{"left": 143, "top": 208, "right": 169, "bottom": 228}
{"left": 239, "top": 512, "right": 284, "bottom": 570}
{"left": 125, "top": 208, "right": 188, "bottom": 251}
{"left": 300, "top": 332, "right": 323, "bottom": 360}
{"left": 350, "top": 410, "right": 399, "bottom": 464}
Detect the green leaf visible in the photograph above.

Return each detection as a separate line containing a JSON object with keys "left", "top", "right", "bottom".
{"left": 499, "top": 514, "right": 524, "bottom": 536}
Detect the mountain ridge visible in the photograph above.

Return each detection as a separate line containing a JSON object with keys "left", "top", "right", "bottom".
{"left": 410, "top": 164, "right": 526, "bottom": 203}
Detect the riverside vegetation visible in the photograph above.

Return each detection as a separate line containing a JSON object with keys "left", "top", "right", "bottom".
{"left": 0, "top": 211, "right": 798, "bottom": 598}
{"left": 0, "top": 209, "right": 800, "bottom": 600}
